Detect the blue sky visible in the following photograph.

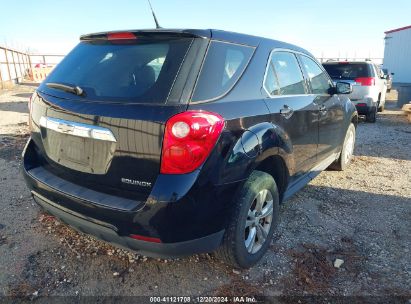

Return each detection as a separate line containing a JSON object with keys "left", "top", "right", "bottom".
{"left": 1, "top": 0, "right": 410, "bottom": 59}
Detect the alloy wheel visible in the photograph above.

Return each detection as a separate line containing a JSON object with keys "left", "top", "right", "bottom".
{"left": 343, "top": 128, "right": 355, "bottom": 164}
{"left": 244, "top": 189, "right": 274, "bottom": 254}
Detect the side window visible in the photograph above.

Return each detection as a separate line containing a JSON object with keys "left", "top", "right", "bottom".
{"left": 191, "top": 41, "right": 254, "bottom": 102}
{"left": 374, "top": 64, "right": 383, "bottom": 78}
{"left": 266, "top": 51, "right": 306, "bottom": 95}
{"left": 368, "top": 64, "right": 376, "bottom": 77}
{"left": 263, "top": 62, "right": 280, "bottom": 95}
{"left": 300, "top": 55, "right": 332, "bottom": 95}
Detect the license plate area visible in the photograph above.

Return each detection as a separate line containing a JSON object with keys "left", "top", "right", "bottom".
{"left": 60, "top": 135, "right": 89, "bottom": 166}
{"left": 39, "top": 116, "right": 117, "bottom": 174}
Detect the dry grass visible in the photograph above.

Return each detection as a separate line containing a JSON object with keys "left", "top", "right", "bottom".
{"left": 213, "top": 274, "right": 264, "bottom": 301}
{"left": 6, "top": 281, "right": 40, "bottom": 299}
{"left": 286, "top": 243, "right": 337, "bottom": 292}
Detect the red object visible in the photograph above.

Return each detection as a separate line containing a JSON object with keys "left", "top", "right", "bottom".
{"left": 129, "top": 234, "right": 162, "bottom": 243}
{"left": 107, "top": 32, "right": 136, "bottom": 40}
{"left": 357, "top": 103, "right": 367, "bottom": 107}
{"left": 355, "top": 77, "right": 375, "bottom": 86}
{"left": 385, "top": 25, "right": 411, "bottom": 34}
{"left": 160, "top": 111, "right": 225, "bottom": 174}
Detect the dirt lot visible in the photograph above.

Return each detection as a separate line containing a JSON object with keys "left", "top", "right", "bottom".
{"left": 0, "top": 85, "right": 410, "bottom": 302}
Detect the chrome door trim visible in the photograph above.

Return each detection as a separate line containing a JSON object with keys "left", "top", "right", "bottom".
{"left": 39, "top": 116, "right": 117, "bottom": 142}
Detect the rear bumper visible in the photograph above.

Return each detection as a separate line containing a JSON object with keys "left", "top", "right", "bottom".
{"left": 32, "top": 191, "right": 224, "bottom": 258}
{"left": 22, "top": 137, "right": 235, "bottom": 257}
{"left": 355, "top": 103, "right": 375, "bottom": 115}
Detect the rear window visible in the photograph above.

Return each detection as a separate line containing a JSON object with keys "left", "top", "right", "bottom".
{"left": 322, "top": 63, "right": 373, "bottom": 79}
{"left": 191, "top": 41, "right": 254, "bottom": 102}
{"left": 42, "top": 38, "right": 193, "bottom": 103}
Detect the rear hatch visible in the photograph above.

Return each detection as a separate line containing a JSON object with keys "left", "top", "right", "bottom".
{"left": 322, "top": 62, "right": 375, "bottom": 101}
{"left": 29, "top": 31, "right": 208, "bottom": 202}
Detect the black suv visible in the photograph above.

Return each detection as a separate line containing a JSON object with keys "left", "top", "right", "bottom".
{"left": 23, "top": 29, "right": 358, "bottom": 268}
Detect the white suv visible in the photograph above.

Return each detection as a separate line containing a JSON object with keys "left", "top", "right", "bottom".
{"left": 323, "top": 61, "right": 387, "bottom": 123}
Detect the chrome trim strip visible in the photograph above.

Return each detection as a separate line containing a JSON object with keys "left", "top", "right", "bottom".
{"left": 39, "top": 116, "right": 117, "bottom": 142}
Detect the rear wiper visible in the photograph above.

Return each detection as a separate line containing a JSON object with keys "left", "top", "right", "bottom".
{"left": 46, "top": 82, "right": 84, "bottom": 96}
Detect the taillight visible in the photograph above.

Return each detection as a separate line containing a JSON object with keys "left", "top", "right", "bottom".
{"left": 355, "top": 77, "right": 375, "bottom": 86}
{"left": 160, "top": 111, "right": 225, "bottom": 174}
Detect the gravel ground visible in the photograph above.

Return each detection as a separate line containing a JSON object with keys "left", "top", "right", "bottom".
{"left": 0, "top": 85, "right": 410, "bottom": 302}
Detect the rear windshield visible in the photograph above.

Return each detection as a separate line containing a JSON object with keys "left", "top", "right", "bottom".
{"left": 191, "top": 41, "right": 254, "bottom": 102}
{"left": 42, "top": 38, "right": 193, "bottom": 103}
{"left": 322, "top": 63, "right": 373, "bottom": 79}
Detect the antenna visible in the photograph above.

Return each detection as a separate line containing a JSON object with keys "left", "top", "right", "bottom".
{"left": 147, "top": 0, "right": 161, "bottom": 29}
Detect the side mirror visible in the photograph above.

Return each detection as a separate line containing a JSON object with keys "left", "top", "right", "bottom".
{"left": 336, "top": 82, "right": 352, "bottom": 94}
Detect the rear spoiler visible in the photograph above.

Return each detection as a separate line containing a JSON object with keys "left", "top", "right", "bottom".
{"left": 80, "top": 29, "right": 211, "bottom": 41}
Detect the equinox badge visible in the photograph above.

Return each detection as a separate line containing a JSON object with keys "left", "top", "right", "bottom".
{"left": 121, "top": 178, "right": 152, "bottom": 188}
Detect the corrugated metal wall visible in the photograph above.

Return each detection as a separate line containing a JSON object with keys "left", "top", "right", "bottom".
{"left": 383, "top": 28, "right": 411, "bottom": 83}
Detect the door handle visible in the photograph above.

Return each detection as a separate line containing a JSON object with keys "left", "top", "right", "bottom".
{"left": 280, "top": 105, "right": 294, "bottom": 119}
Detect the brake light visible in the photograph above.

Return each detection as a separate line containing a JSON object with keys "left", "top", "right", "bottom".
{"left": 355, "top": 77, "right": 375, "bottom": 86}
{"left": 107, "top": 32, "right": 136, "bottom": 40}
{"left": 160, "top": 111, "right": 225, "bottom": 174}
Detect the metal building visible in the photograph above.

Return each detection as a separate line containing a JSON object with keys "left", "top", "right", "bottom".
{"left": 383, "top": 25, "right": 411, "bottom": 84}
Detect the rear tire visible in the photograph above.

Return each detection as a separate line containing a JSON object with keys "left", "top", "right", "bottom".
{"left": 329, "top": 123, "right": 356, "bottom": 171}
{"left": 377, "top": 94, "right": 383, "bottom": 113}
{"left": 366, "top": 107, "right": 377, "bottom": 123}
{"left": 215, "top": 170, "right": 279, "bottom": 269}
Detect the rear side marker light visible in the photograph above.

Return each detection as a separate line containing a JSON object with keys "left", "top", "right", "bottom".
{"left": 160, "top": 111, "right": 225, "bottom": 174}
{"left": 129, "top": 234, "right": 161, "bottom": 243}
{"left": 107, "top": 32, "right": 136, "bottom": 40}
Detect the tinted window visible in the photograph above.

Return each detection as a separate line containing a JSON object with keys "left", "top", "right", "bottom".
{"left": 269, "top": 52, "right": 306, "bottom": 95}
{"left": 192, "top": 41, "right": 254, "bottom": 102}
{"left": 264, "top": 62, "right": 280, "bottom": 96}
{"left": 43, "top": 38, "right": 193, "bottom": 103}
{"left": 374, "top": 64, "right": 383, "bottom": 78}
{"left": 322, "top": 63, "right": 373, "bottom": 79}
{"left": 300, "top": 56, "right": 332, "bottom": 94}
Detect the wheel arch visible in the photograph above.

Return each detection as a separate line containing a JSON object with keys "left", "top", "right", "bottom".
{"left": 253, "top": 154, "right": 289, "bottom": 203}
{"left": 351, "top": 111, "right": 359, "bottom": 128}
